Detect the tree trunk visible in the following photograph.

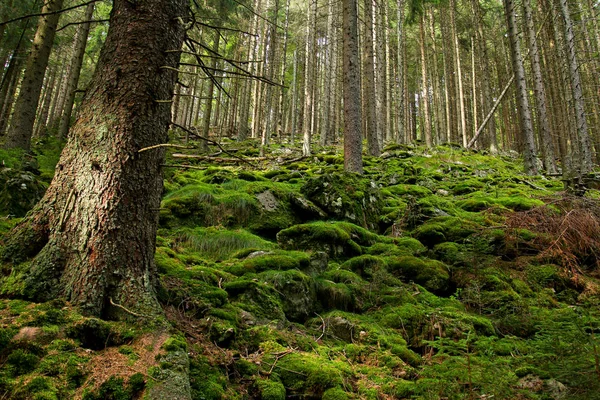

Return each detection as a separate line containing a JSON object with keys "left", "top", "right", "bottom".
{"left": 419, "top": 15, "right": 433, "bottom": 147}
{"left": 5, "top": 0, "right": 64, "bottom": 150}
{"left": 523, "top": 0, "right": 556, "bottom": 173}
{"left": 2, "top": 0, "right": 187, "bottom": 319}
{"left": 342, "top": 0, "right": 363, "bottom": 173}
{"left": 58, "top": 2, "right": 96, "bottom": 140}
{"left": 302, "top": 0, "right": 317, "bottom": 156}
{"left": 363, "top": 0, "right": 380, "bottom": 156}
{"left": 504, "top": 0, "right": 539, "bottom": 174}
{"left": 450, "top": 0, "right": 467, "bottom": 147}
{"left": 558, "top": 0, "right": 593, "bottom": 172}
{"left": 203, "top": 31, "right": 221, "bottom": 139}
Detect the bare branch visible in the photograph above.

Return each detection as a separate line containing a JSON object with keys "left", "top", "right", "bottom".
{"left": 0, "top": 0, "right": 102, "bottom": 27}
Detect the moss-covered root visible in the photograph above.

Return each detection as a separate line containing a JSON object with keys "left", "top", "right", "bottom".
{"left": 146, "top": 335, "right": 192, "bottom": 400}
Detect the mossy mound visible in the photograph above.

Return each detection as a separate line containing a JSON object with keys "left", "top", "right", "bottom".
{"left": 0, "top": 168, "right": 47, "bottom": 217}
{"left": 386, "top": 256, "right": 451, "bottom": 293}
{"left": 301, "top": 173, "right": 383, "bottom": 230}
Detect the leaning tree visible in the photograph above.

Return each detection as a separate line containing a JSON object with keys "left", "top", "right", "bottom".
{"left": 2, "top": 0, "right": 187, "bottom": 319}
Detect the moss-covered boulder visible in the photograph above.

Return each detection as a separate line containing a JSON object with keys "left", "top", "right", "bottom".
{"left": 259, "top": 270, "right": 317, "bottom": 322}
{"left": 386, "top": 256, "right": 450, "bottom": 293}
{"left": 0, "top": 168, "right": 47, "bottom": 217}
{"left": 301, "top": 173, "right": 383, "bottom": 230}
{"left": 412, "top": 217, "right": 479, "bottom": 247}
{"left": 277, "top": 222, "right": 364, "bottom": 259}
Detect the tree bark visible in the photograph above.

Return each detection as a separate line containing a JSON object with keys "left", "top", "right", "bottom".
{"left": 58, "top": 2, "right": 96, "bottom": 140}
{"left": 342, "top": 0, "right": 363, "bottom": 173}
{"left": 2, "top": 0, "right": 187, "bottom": 319}
{"left": 5, "top": 0, "right": 64, "bottom": 150}
{"left": 523, "top": 0, "right": 556, "bottom": 173}
{"left": 363, "top": 0, "right": 380, "bottom": 156}
{"left": 504, "top": 0, "right": 539, "bottom": 174}
{"left": 558, "top": 0, "right": 593, "bottom": 172}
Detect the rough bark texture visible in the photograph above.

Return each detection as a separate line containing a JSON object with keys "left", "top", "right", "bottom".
{"left": 5, "top": 0, "right": 64, "bottom": 150}
{"left": 342, "top": 0, "right": 363, "bottom": 173}
{"left": 363, "top": 0, "right": 380, "bottom": 156}
{"left": 558, "top": 0, "right": 593, "bottom": 172}
{"left": 523, "top": 0, "right": 556, "bottom": 173}
{"left": 504, "top": 0, "right": 539, "bottom": 175}
{"left": 2, "top": 0, "right": 187, "bottom": 320}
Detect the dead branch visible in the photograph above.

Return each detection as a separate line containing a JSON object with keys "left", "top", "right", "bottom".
{"left": 138, "top": 143, "right": 193, "bottom": 153}
{"left": 0, "top": 0, "right": 102, "bottom": 27}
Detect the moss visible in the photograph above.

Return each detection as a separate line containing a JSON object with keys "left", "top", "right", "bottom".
{"left": 273, "top": 352, "right": 345, "bottom": 395}
{"left": 452, "top": 178, "right": 486, "bottom": 195}
{"left": 259, "top": 270, "right": 317, "bottom": 322}
{"left": 340, "top": 255, "right": 387, "bottom": 279}
{"left": 322, "top": 387, "right": 349, "bottom": 400}
{"left": 65, "top": 318, "right": 118, "bottom": 350}
{"left": 432, "top": 242, "right": 464, "bottom": 265}
{"left": 277, "top": 221, "right": 364, "bottom": 259}
{"left": 6, "top": 348, "right": 40, "bottom": 376}
{"left": 189, "top": 356, "right": 227, "bottom": 400}
{"left": 241, "top": 251, "right": 310, "bottom": 274}
{"left": 163, "top": 334, "right": 188, "bottom": 352}
{"left": 387, "top": 184, "right": 433, "bottom": 197}
{"left": 386, "top": 256, "right": 450, "bottom": 293}
{"left": 256, "top": 378, "right": 286, "bottom": 400}
{"left": 301, "top": 173, "right": 383, "bottom": 230}
{"left": 316, "top": 279, "right": 355, "bottom": 311}
{"left": 412, "top": 216, "right": 479, "bottom": 247}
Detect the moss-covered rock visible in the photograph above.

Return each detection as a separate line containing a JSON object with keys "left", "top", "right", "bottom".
{"left": 301, "top": 173, "right": 383, "bottom": 230}
{"left": 386, "top": 256, "right": 450, "bottom": 293}
{"left": 0, "top": 168, "right": 47, "bottom": 217}
{"left": 277, "top": 222, "right": 363, "bottom": 259}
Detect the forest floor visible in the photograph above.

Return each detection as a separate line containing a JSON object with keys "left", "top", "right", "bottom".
{"left": 2, "top": 137, "right": 600, "bottom": 399}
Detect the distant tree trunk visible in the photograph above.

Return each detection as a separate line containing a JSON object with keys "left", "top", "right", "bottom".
{"left": 363, "top": 0, "right": 380, "bottom": 156}
{"left": 203, "top": 30, "right": 221, "bottom": 139}
{"left": 557, "top": 0, "right": 593, "bottom": 172}
{"left": 58, "top": 2, "right": 96, "bottom": 140}
{"left": 1, "top": 0, "right": 187, "bottom": 319}
{"left": 375, "top": 0, "right": 388, "bottom": 146}
{"left": 33, "top": 65, "right": 59, "bottom": 138}
{"left": 419, "top": 15, "right": 432, "bottom": 147}
{"left": 522, "top": 0, "right": 556, "bottom": 173}
{"left": 450, "top": 0, "right": 467, "bottom": 147}
{"left": 5, "top": 0, "right": 64, "bottom": 150}
{"left": 396, "top": 0, "right": 406, "bottom": 143}
{"left": 504, "top": 0, "right": 539, "bottom": 174}
{"left": 342, "top": 0, "right": 363, "bottom": 173}
{"left": 321, "top": 0, "right": 334, "bottom": 146}
{"left": 302, "top": 0, "right": 317, "bottom": 156}
{"left": 470, "top": 0, "right": 497, "bottom": 152}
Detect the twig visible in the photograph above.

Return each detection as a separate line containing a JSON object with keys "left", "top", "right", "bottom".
{"left": 109, "top": 298, "right": 151, "bottom": 319}
{"left": 57, "top": 18, "right": 109, "bottom": 32}
{"left": 0, "top": 0, "right": 102, "bottom": 27}
{"left": 161, "top": 164, "right": 208, "bottom": 170}
{"left": 171, "top": 122, "right": 258, "bottom": 167}
{"left": 316, "top": 313, "right": 326, "bottom": 342}
{"left": 138, "top": 143, "right": 193, "bottom": 153}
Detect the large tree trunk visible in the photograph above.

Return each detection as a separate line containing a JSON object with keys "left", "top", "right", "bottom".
{"left": 2, "top": 0, "right": 187, "bottom": 319}
{"left": 4, "top": 0, "right": 64, "bottom": 150}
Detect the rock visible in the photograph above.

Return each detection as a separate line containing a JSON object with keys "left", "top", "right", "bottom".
{"left": 545, "top": 379, "right": 567, "bottom": 400}
{"left": 289, "top": 194, "right": 327, "bottom": 220}
{"left": 517, "top": 375, "right": 544, "bottom": 392}
{"left": 301, "top": 173, "right": 383, "bottom": 231}
{"left": 326, "top": 316, "right": 355, "bottom": 342}
{"left": 256, "top": 190, "right": 279, "bottom": 211}
{"left": 0, "top": 168, "right": 47, "bottom": 217}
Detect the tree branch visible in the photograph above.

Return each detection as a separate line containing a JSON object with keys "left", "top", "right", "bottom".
{"left": 0, "top": 0, "right": 102, "bottom": 27}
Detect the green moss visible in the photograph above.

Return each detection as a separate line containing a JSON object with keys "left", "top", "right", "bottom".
{"left": 6, "top": 349, "right": 40, "bottom": 376}
{"left": 301, "top": 173, "right": 383, "bottom": 230}
{"left": 322, "top": 386, "right": 349, "bottom": 400}
{"left": 256, "top": 378, "right": 286, "bottom": 400}
{"left": 277, "top": 221, "right": 365, "bottom": 259}
{"left": 412, "top": 217, "right": 479, "bottom": 247}
{"left": 386, "top": 256, "right": 450, "bottom": 293}
{"left": 163, "top": 334, "right": 188, "bottom": 352}
{"left": 340, "top": 255, "right": 386, "bottom": 279}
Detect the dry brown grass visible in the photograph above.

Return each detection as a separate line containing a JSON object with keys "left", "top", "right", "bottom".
{"left": 505, "top": 196, "right": 600, "bottom": 275}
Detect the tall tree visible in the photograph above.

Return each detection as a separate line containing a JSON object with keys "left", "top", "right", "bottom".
{"left": 4, "top": 0, "right": 64, "bottom": 150}
{"left": 557, "top": 0, "right": 593, "bottom": 173}
{"left": 504, "top": 0, "right": 538, "bottom": 174}
{"left": 58, "top": 2, "right": 96, "bottom": 139}
{"left": 363, "top": 0, "right": 380, "bottom": 155}
{"left": 342, "top": 0, "right": 363, "bottom": 173}
{"left": 2, "top": 0, "right": 187, "bottom": 319}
